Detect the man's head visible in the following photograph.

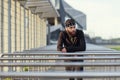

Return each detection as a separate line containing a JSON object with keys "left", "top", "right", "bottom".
{"left": 65, "top": 19, "right": 76, "bottom": 36}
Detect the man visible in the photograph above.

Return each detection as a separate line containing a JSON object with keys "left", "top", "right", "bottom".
{"left": 57, "top": 19, "right": 86, "bottom": 80}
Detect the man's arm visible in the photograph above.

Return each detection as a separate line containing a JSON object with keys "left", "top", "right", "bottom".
{"left": 57, "top": 32, "right": 64, "bottom": 51}
{"left": 66, "top": 30, "right": 86, "bottom": 52}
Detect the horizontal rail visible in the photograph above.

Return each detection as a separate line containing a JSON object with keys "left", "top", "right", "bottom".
{"left": 23, "top": 50, "right": 118, "bottom": 53}
{"left": 1, "top": 52, "right": 120, "bottom": 57}
{"left": 24, "top": 49, "right": 115, "bottom": 51}
{"left": 0, "top": 56, "right": 120, "bottom": 60}
{"left": 0, "top": 72, "right": 120, "bottom": 78}
{"left": 0, "top": 62, "right": 120, "bottom": 66}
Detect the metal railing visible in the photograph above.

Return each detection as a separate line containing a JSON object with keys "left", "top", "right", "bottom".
{"left": 0, "top": 51, "right": 120, "bottom": 80}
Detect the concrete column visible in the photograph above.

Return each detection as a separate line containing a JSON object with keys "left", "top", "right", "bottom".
{"left": 8, "top": 0, "right": 11, "bottom": 53}
{"left": 8, "top": 0, "right": 13, "bottom": 72}
{"left": 36, "top": 15, "right": 37, "bottom": 48}
{"left": 1, "top": 0, "right": 4, "bottom": 53}
{"left": 20, "top": 6, "right": 21, "bottom": 51}
{"left": 36, "top": 16, "right": 38, "bottom": 47}
{"left": 30, "top": 13, "right": 32, "bottom": 49}
{"left": 24, "top": 8, "right": 26, "bottom": 50}
{"left": 28, "top": 11, "right": 29, "bottom": 49}
{"left": 47, "top": 24, "right": 51, "bottom": 45}
{"left": 34, "top": 15, "right": 35, "bottom": 48}
{"left": 54, "top": 17, "right": 58, "bottom": 26}
{"left": 15, "top": 0, "right": 17, "bottom": 51}
{"left": 30, "top": 13, "right": 33, "bottom": 48}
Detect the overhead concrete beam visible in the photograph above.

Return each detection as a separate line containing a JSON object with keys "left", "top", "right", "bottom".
{"left": 35, "top": 6, "right": 52, "bottom": 13}
{"left": 25, "top": 1, "right": 50, "bottom": 8}
{"left": 19, "top": 1, "right": 26, "bottom": 6}
{"left": 35, "top": 8, "right": 54, "bottom": 13}
{"left": 29, "top": 7, "right": 36, "bottom": 13}
{"left": 16, "top": 0, "right": 59, "bottom": 18}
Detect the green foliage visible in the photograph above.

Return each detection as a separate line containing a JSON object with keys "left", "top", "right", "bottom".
{"left": 106, "top": 45, "right": 120, "bottom": 51}
{"left": 111, "top": 47, "right": 120, "bottom": 51}
{"left": 23, "top": 67, "right": 29, "bottom": 71}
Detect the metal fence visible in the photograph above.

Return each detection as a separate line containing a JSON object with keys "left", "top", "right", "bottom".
{"left": 0, "top": 51, "right": 120, "bottom": 80}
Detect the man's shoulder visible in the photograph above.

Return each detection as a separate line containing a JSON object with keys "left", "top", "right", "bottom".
{"left": 60, "top": 30, "right": 67, "bottom": 35}
{"left": 76, "top": 29, "right": 83, "bottom": 34}
{"left": 59, "top": 30, "right": 67, "bottom": 38}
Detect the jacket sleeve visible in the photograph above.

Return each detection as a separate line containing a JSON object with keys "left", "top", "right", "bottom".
{"left": 57, "top": 32, "right": 64, "bottom": 51}
{"left": 66, "top": 30, "right": 86, "bottom": 52}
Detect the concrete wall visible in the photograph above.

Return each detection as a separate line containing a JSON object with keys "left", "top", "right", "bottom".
{"left": 0, "top": 0, "right": 47, "bottom": 53}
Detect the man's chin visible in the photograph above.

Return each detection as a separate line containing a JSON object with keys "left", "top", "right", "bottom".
{"left": 71, "top": 32, "right": 76, "bottom": 35}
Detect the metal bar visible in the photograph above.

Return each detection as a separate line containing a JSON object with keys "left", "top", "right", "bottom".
{"left": 23, "top": 50, "right": 120, "bottom": 53}
{"left": 25, "top": 49, "right": 114, "bottom": 51}
{"left": 0, "top": 56, "right": 120, "bottom": 60}
{"left": 0, "top": 72, "right": 120, "bottom": 78}
{"left": 1, "top": 52, "right": 120, "bottom": 57}
{"left": 0, "top": 62, "right": 120, "bottom": 66}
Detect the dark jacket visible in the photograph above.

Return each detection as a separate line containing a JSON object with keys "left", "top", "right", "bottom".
{"left": 57, "top": 29, "right": 86, "bottom": 52}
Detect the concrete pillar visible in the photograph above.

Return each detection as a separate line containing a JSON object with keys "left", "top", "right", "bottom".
{"left": 24, "top": 8, "right": 26, "bottom": 50}
{"left": 1, "top": 0, "right": 4, "bottom": 53}
{"left": 54, "top": 17, "right": 58, "bottom": 26}
{"left": 15, "top": 0, "right": 17, "bottom": 51}
{"left": 47, "top": 24, "right": 51, "bottom": 45}
{"left": 20, "top": 6, "right": 21, "bottom": 51}
{"left": 8, "top": 0, "right": 11, "bottom": 53}
{"left": 33, "top": 15, "right": 36, "bottom": 48}
{"left": 28, "top": 10, "right": 29, "bottom": 49}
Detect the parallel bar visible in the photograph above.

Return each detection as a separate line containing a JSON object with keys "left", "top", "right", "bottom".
{"left": 0, "top": 72, "right": 120, "bottom": 78}
{"left": 0, "top": 62, "right": 120, "bottom": 66}
{"left": 28, "top": 49, "right": 114, "bottom": 51}
{"left": 1, "top": 52, "right": 120, "bottom": 57}
{"left": 6, "top": 50, "right": 120, "bottom": 52}
{"left": 19, "top": 50, "right": 120, "bottom": 53}
{"left": 23, "top": 50, "right": 117, "bottom": 52}
{"left": 0, "top": 56, "right": 120, "bottom": 60}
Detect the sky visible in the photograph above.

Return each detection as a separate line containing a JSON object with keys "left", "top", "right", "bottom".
{"left": 64, "top": 0, "right": 120, "bottom": 39}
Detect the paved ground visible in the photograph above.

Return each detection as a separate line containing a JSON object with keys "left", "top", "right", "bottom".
{"left": 31, "top": 43, "right": 113, "bottom": 51}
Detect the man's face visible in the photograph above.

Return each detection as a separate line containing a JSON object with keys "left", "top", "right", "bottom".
{"left": 66, "top": 25, "right": 76, "bottom": 35}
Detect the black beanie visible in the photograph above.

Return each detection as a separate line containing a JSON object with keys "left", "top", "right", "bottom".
{"left": 65, "top": 19, "right": 75, "bottom": 27}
